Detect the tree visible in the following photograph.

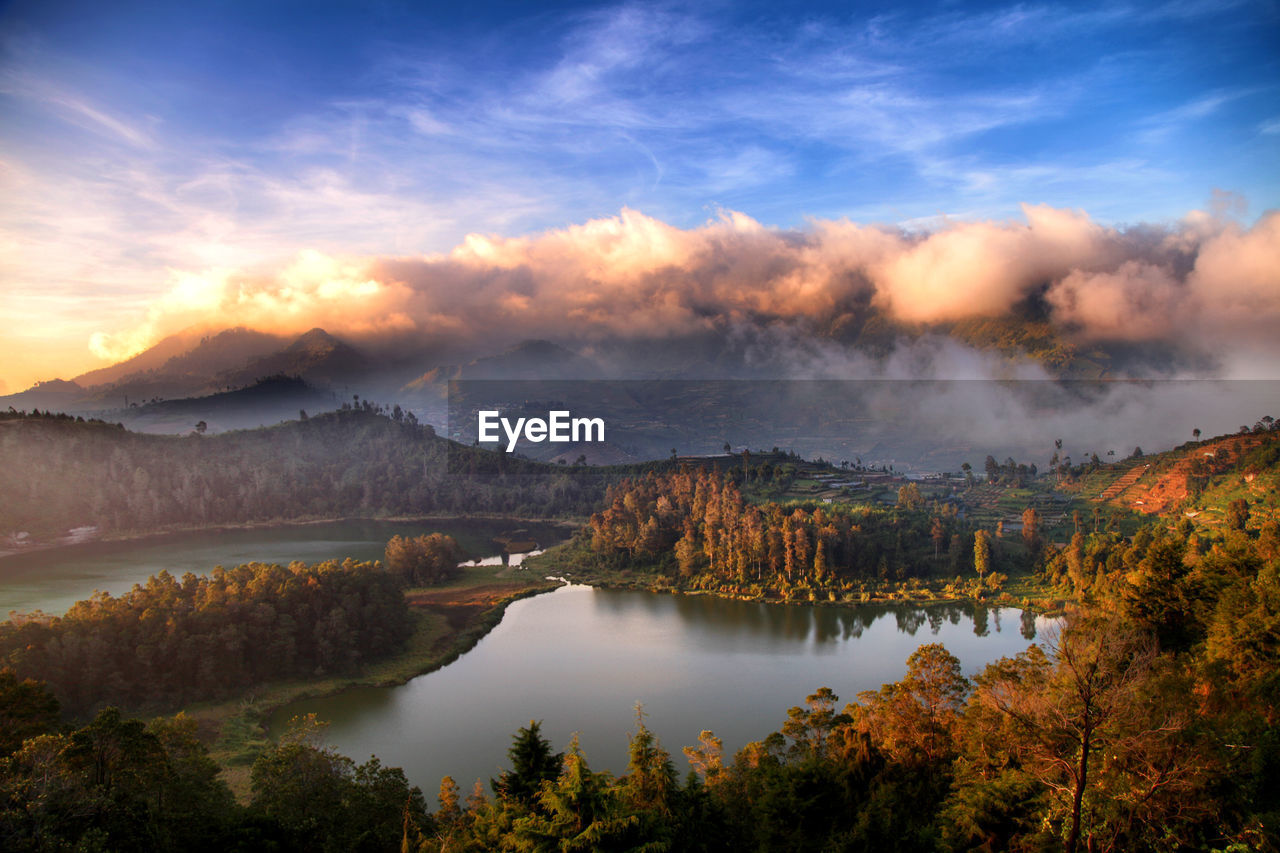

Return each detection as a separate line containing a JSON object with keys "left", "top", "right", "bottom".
{"left": 974, "top": 529, "right": 991, "bottom": 580}
{"left": 683, "top": 730, "right": 724, "bottom": 785}
{"left": 0, "top": 669, "right": 61, "bottom": 756}
{"left": 851, "top": 644, "right": 969, "bottom": 765}
{"left": 966, "top": 620, "right": 1218, "bottom": 853}
{"left": 1122, "top": 533, "right": 1194, "bottom": 649}
{"left": 492, "top": 720, "right": 563, "bottom": 807}
{"left": 1192, "top": 427, "right": 1201, "bottom": 440}
{"left": 1227, "top": 498, "right": 1250, "bottom": 532}
{"left": 1021, "top": 507, "right": 1041, "bottom": 554}
{"left": 251, "top": 719, "right": 428, "bottom": 852}
{"left": 384, "top": 533, "right": 463, "bottom": 585}
{"left": 194, "top": 420, "right": 207, "bottom": 434}
{"left": 619, "top": 707, "right": 678, "bottom": 822}
{"left": 511, "top": 734, "right": 633, "bottom": 849}
{"left": 897, "top": 482, "right": 923, "bottom": 510}
{"left": 675, "top": 528, "right": 701, "bottom": 578}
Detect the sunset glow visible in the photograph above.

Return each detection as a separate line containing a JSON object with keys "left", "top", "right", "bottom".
{"left": 1, "top": 0, "right": 1278, "bottom": 388}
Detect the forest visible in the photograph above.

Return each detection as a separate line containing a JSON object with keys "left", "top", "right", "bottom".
{"left": 580, "top": 469, "right": 1022, "bottom": 598}
{"left": 0, "top": 558, "right": 414, "bottom": 716}
{"left": 2, "top": 573, "right": 1276, "bottom": 851}
{"left": 2, "top": 426, "right": 1278, "bottom": 850}
{"left": 0, "top": 408, "right": 609, "bottom": 537}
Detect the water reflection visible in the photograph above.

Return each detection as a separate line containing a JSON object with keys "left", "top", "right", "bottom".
{"left": 275, "top": 586, "right": 1056, "bottom": 795}
{"left": 1021, "top": 608, "right": 1038, "bottom": 640}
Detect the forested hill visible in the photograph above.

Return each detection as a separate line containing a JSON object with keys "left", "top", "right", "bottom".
{"left": 0, "top": 409, "right": 609, "bottom": 538}
{"left": 1065, "top": 421, "right": 1279, "bottom": 521}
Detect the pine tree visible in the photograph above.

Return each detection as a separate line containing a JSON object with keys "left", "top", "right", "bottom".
{"left": 492, "top": 720, "right": 563, "bottom": 807}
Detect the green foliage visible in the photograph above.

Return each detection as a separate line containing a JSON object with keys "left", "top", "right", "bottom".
{"left": 5, "top": 424, "right": 1280, "bottom": 850}
{"left": 586, "top": 468, "right": 985, "bottom": 594}
{"left": 0, "top": 669, "right": 61, "bottom": 757}
{"left": 0, "top": 707, "right": 238, "bottom": 852}
{"left": 491, "top": 720, "right": 562, "bottom": 807}
{"left": 250, "top": 717, "right": 430, "bottom": 853}
{"left": 385, "top": 532, "right": 463, "bottom": 585}
{"left": 0, "top": 560, "right": 412, "bottom": 716}
{"left": 0, "top": 410, "right": 609, "bottom": 537}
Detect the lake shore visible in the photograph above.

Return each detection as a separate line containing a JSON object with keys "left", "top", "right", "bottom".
{"left": 20, "top": 531, "right": 1062, "bottom": 801}
{"left": 190, "top": 562, "right": 560, "bottom": 800}
{"left": 0, "top": 513, "right": 585, "bottom": 562}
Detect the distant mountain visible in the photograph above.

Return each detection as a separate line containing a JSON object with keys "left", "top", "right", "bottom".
{"left": 0, "top": 379, "right": 87, "bottom": 413}
{"left": 218, "top": 328, "right": 370, "bottom": 390}
{"left": 4, "top": 328, "right": 366, "bottom": 429}
{"left": 461, "top": 339, "right": 597, "bottom": 379}
{"left": 149, "top": 327, "right": 289, "bottom": 384}
{"left": 403, "top": 340, "right": 597, "bottom": 391}
{"left": 80, "top": 327, "right": 292, "bottom": 405}
{"left": 109, "top": 375, "right": 339, "bottom": 434}
{"left": 72, "top": 329, "right": 204, "bottom": 388}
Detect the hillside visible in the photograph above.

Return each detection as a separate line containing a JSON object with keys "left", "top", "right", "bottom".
{"left": 107, "top": 375, "right": 340, "bottom": 434}
{"left": 1068, "top": 426, "right": 1279, "bottom": 523}
{"left": 0, "top": 408, "right": 611, "bottom": 542}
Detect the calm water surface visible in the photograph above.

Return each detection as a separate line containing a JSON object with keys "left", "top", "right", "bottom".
{"left": 0, "top": 519, "right": 566, "bottom": 616}
{"left": 273, "top": 585, "right": 1051, "bottom": 797}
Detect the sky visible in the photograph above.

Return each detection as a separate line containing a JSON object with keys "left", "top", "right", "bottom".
{"left": 1, "top": 0, "right": 1278, "bottom": 391}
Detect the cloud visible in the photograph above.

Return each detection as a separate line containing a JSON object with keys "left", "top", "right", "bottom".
{"left": 87, "top": 251, "right": 419, "bottom": 361}
{"left": 86, "top": 204, "right": 1280, "bottom": 377}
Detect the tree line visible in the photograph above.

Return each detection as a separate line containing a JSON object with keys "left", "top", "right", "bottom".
{"left": 0, "top": 409, "right": 610, "bottom": 538}
{"left": 583, "top": 468, "right": 1018, "bottom": 599}
{"left": 0, "top": 559, "right": 413, "bottom": 717}
{"left": 3, "top": 604, "right": 1269, "bottom": 851}
{"left": 1, "top": 506, "right": 1277, "bottom": 849}
{"left": 423, "top": 615, "right": 1240, "bottom": 852}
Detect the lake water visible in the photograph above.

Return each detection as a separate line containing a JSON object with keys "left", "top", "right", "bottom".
{"left": 3, "top": 522, "right": 1053, "bottom": 803}
{"left": 272, "top": 585, "right": 1051, "bottom": 798}
{"left": 0, "top": 518, "right": 568, "bottom": 617}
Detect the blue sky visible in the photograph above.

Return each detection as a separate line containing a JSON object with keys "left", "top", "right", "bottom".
{"left": 1, "top": 0, "right": 1278, "bottom": 386}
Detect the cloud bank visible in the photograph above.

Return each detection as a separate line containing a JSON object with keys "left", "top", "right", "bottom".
{"left": 89, "top": 204, "right": 1280, "bottom": 377}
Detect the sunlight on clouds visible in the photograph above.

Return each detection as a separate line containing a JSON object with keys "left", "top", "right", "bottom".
{"left": 80, "top": 204, "right": 1280, "bottom": 379}
{"left": 87, "top": 251, "right": 418, "bottom": 361}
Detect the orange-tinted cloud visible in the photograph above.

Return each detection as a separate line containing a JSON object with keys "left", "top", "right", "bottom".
{"left": 88, "top": 205, "right": 1280, "bottom": 373}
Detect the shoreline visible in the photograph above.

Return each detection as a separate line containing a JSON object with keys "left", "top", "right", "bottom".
{"left": 201, "top": 576, "right": 561, "bottom": 799}
{"left": 0, "top": 513, "right": 586, "bottom": 563}
{"left": 578, "top": 575, "right": 1068, "bottom": 614}
{"left": 204, "top": 570, "right": 1065, "bottom": 798}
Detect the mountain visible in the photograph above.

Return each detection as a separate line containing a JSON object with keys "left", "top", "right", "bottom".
{"left": 402, "top": 340, "right": 597, "bottom": 391}
{"left": 109, "top": 375, "right": 339, "bottom": 434}
{"left": 0, "top": 379, "right": 87, "bottom": 413}
{"left": 80, "top": 327, "right": 291, "bottom": 405}
{"left": 459, "top": 339, "right": 597, "bottom": 380}
{"left": 1074, "top": 426, "right": 1279, "bottom": 518}
{"left": 146, "top": 327, "right": 289, "bottom": 385}
{"left": 71, "top": 329, "right": 205, "bottom": 388}
{"left": 2, "top": 327, "right": 372, "bottom": 432}
{"left": 218, "top": 328, "right": 370, "bottom": 390}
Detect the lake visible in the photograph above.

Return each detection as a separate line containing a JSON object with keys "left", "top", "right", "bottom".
{"left": 0, "top": 518, "right": 568, "bottom": 617}
{"left": 272, "top": 585, "right": 1052, "bottom": 799}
